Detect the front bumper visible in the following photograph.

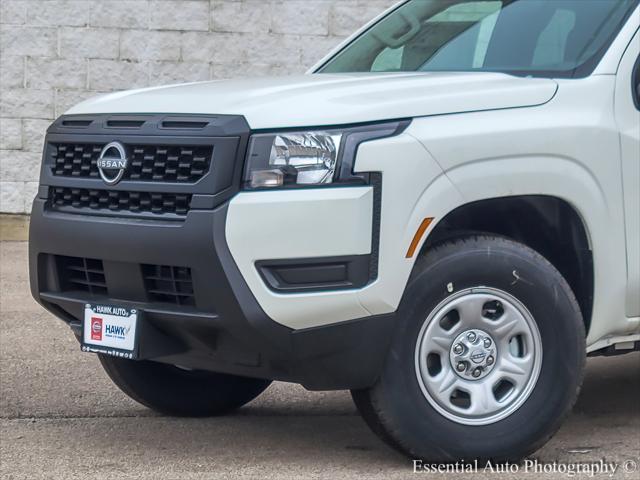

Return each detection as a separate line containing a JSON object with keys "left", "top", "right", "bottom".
{"left": 29, "top": 199, "right": 395, "bottom": 390}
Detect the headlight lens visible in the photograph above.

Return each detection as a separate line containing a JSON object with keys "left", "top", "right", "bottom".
{"left": 242, "top": 121, "right": 410, "bottom": 190}
{"left": 244, "top": 131, "right": 343, "bottom": 189}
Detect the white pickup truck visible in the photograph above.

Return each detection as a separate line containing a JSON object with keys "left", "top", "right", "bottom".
{"left": 29, "top": 0, "right": 639, "bottom": 462}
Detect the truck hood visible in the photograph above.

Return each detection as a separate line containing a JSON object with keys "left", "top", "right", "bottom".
{"left": 67, "top": 73, "right": 558, "bottom": 129}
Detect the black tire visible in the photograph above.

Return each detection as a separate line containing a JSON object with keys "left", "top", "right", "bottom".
{"left": 352, "top": 235, "right": 585, "bottom": 462}
{"left": 99, "top": 356, "right": 271, "bottom": 417}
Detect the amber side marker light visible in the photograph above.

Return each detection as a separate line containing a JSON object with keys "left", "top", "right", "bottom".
{"left": 406, "top": 217, "right": 434, "bottom": 258}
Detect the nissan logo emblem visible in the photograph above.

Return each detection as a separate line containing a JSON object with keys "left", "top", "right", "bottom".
{"left": 470, "top": 350, "right": 487, "bottom": 364}
{"left": 97, "top": 141, "right": 129, "bottom": 186}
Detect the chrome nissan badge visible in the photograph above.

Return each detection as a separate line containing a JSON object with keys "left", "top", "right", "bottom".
{"left": 97, "top": 142, "right": 128, "bottom": 186}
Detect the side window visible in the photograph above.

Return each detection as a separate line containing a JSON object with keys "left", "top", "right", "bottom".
{"left": 633, "top": 55, "right": 640, "bottom": 111}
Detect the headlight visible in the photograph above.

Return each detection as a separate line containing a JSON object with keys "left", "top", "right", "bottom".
{"left": 242, "top": 121, "right": 410, "bottom": 190}
{"left": 244, "top": 131, "right": 343, "bottom": 189}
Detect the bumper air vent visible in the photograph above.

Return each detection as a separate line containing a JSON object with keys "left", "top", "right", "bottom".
{"left": 142, "top": 264, "right": 195, "bottom": 306}
{"left": 56, "top": 256, "right": 107, "bottom": 296}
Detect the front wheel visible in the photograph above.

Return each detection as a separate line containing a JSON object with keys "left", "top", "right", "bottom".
{"left": 352, "top": 235, "right": 585, "bottom": 462}
{"left": 100, "top": 356, "right": 272, "bottom": 417}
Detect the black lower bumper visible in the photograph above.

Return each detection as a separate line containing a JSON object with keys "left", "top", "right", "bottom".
{"left": 29, "top": 199, "right": 395, "bottom": 390}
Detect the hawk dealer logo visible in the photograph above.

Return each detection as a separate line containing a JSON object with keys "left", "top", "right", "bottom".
{"left": 97, "top": 141, "right": 129, "bottom": 186}
{"left": 104, "top": 323, "right": 131, "bottom": 340}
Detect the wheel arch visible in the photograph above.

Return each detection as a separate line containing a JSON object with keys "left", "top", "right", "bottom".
{"left": 418, "top": 195, "right": 594, "bottom": 332}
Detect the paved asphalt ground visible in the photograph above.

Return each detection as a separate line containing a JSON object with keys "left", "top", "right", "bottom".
{"left": 1, "top": 240, "right": 639, "bottom": 479}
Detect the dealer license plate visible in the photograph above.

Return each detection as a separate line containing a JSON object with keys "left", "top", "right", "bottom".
{"left": 82, "top": 304, "right": 139, "bottom": 359}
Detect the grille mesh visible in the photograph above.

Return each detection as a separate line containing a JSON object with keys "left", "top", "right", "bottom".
{"left": 56, "top": 256, "right": 107, "bottom": 296}
{"left": 50, "top": 187, "right": 191, "bottom": 216}
{"left": 51, "top": 143, "right": 213, "bottom": 183}
{"left": 142, "top": 265, "right": 195, "bottom": 306}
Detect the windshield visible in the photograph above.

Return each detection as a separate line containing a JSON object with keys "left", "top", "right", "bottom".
{"left": 318, "top": 0, "right": 639, "bottom": 78}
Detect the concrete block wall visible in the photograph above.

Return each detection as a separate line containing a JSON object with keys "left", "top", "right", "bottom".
{"left": 0, "top": 0, "right": 395, "bottom": 214}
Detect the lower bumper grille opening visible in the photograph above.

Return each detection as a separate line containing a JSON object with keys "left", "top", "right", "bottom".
{"left": 50, "top": 256, "right": 198, "bottom": 308}
{"left": 142, "top": 264, "right": 195, "bottom": 307}
{"left": 49, "top": 187, "right": 192, "bottom": 216}
{"left": 57, "top": 256, "right": 107, "bottom": 296}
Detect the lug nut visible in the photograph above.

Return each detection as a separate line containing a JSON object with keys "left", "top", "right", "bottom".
{"left": 456, "top": 362, "right": 467, "bottom": 373}
{"left": 483, "top": 338, "right": 492, "bottom": 348}
{"left": 486, "top": 355, "right": 495, "bottom": 366}
{"left": 467, "top": 332, "right": 477, "bottom": 343}
{"left": 472, "top": 368, "right": 482, "bottom": 378}
{"left": 453, "top": 343, "right": 464, "bottom": 355}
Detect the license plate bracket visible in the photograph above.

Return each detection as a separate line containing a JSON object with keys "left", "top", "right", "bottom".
{"left": 81, "top": 304, "right": 140, "bottom": 359}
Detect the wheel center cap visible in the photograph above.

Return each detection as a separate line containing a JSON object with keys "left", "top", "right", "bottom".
{"left": 449, "top": 329, "right": 497, "bottom": 381}
{"left": 470, "top": 349, "right": 487, "bottom": 364}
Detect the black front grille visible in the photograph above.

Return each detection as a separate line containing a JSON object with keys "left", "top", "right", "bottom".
{"left": 49, "top": 187, "right": 191, "bottom": 216}
{"left": 142, "top": 264, "right": 195, "bottom": 306}
{"left": 57, "top": 256, "right": 107, "bottom": 296}
{"left": 50, "top": 143, "right": 213, "bottom": 183}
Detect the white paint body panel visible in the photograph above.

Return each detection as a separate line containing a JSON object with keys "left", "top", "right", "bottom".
{"left": 406, "top": 75, "right": 637, "bottom": 344}
{"left": 65, "top": 73, "right": 557, "bottom": 130}
{"left": 226, "top": 188, "right": 374, "bottom": 327}
{"left": 614, "top": 28, "right": 640, "bottom": 317}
